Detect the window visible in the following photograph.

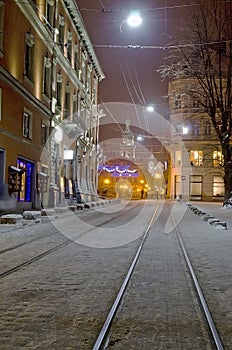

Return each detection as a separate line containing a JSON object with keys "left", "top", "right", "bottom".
{"left": 24, "top": 33, "right": 35, "bottom": 81}
{"left": 58, "top": 15, "right": 65, "bottom": 52}
{"left": 204, "top": 121, "right": 211, "bottom": 136}
{"left": 56, "top": 72, "right": 62, "bottom": 107}
{"left": 213, "top": 176, "right": 224, "bottom": 197}
{"left": 73, "top": 92, "right": 78, "bottom": 117}
{"left": 174, "top": 94, "right": 181, "bottom": 109}
{"left": 43, "top": 56, "right": 51, "bottom": 97}
{"left": 67, "top": 31, "right": 72, "bottom": 63}
{"left": 190, "top": 175, "right": 202, "bottom": 200}
{"left": 81, "top": 52, "right": 86, "bottom": 84}
{"left": 190, "top": 150, "right": 203, "bottom": 166}
{"left": 175, "top": 150, "right": 181, "bottom": 166}
{"left": 0, "top": 1, "right": 5, "bottom": 56}
{"left": 46, "top": 0, "right": 54, "bottom": 29}
{"left": 41, "top": 123, "right": 48, "bottom": 146}
{"left": 192, "top": 95, "right": 200, "bottom": 109}
{"left": 74, "top": 43, "right": 80, "bottom": 72}
{"left": 213, "top": 151, "right": 223, "bottom": 167}
{"left": 23, "top": 110, "right": 33, "bottom": 139}
{"left": 191, "top": 120, "right": 200, "bottom": 136}
{"left": 64, "top": 83, "right": 70, "bottom": 119}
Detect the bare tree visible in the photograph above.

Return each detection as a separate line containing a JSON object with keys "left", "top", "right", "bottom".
{"left": 159, "top": 0, "right": 232, "bottom": 205}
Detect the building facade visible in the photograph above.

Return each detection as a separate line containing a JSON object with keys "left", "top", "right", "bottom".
{"left": 168, "top": 78, "right": 224, "bottom": 202}
{"left": 0, "top": 0, "right": 104, "bottom": 213}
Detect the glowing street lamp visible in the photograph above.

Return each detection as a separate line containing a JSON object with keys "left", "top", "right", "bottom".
{"left": 120, "top": 12, "right": 142, "bottom": 32}
{"left": 146, "top": 105, "right": 155, "bottom": 112}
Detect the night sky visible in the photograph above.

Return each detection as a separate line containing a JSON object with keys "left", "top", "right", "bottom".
{"left": 77, "top": 0, "right": 188, "bottom": 118}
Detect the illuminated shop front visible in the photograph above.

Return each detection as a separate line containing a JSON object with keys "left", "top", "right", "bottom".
{"left": 17, "top": 158, "right": 34, "bottom": 202}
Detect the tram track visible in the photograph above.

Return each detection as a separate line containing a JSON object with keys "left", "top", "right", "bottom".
{"left": 91, "top": 202, "right": 225, "bottom": 350}
{"left": 0, "top": 201, "right": 143, "bottom": 279}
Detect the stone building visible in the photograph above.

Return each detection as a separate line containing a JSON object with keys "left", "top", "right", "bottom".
{"left": 0, "top": 0, "right": 104, "bottom": 213}
{"left": 168, "top": 78, "right": 224, "bottom": 202}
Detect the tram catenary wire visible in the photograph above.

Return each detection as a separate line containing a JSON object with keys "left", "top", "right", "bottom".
{"left": 0, "top": 202, "right": 142, "bottom": 279}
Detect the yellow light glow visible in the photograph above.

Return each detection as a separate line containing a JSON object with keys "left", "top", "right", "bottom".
{"left": 104, "top": 179, "right": 110, "bottom": 184}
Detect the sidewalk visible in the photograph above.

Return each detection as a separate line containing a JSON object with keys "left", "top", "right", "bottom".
{"left": 188, "top": 201, "right": 232, "bottom": 229}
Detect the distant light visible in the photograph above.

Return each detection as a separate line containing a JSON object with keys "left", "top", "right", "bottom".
{"left": 146, "top": 105, "right": 154, "bottom": 112}
{"left": 64, "top": 150, "right": 74, "bottom": 160}
{"left": 182, "top": 127, "right": 188, "bottom": 135}
{"left": 127, "top": 12, "right": 142, "bottom": 28}
{"left": 137, "top": 135, "right": 144, "bottom": 141}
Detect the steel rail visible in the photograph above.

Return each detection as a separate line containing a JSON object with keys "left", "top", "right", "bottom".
{"left": 0, "top": 202, "right": 143, "bottom": 278}
{"left": 92, "top": 204, "right": 160, "bottom": 350}
{"left": 174, "top": 221, "right": 224, "bottom": 350}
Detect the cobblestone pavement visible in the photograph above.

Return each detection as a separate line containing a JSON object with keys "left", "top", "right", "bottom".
{"left": 0, "top": 200, "right": 232, "bottom": 349}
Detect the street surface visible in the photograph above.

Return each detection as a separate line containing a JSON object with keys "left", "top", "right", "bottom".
{"left": 0, "top": 200, "right": 232, "bottom": 349}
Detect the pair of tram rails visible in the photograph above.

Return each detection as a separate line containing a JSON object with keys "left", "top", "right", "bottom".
{"left": 0, "top": 203, "right": 225, "bottom": 350}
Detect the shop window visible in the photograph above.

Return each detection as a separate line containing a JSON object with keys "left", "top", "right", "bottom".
{"left": 23, "top": 110, "right": 33, "bottom": 139}
{"left": 174, "top": 175, "right": 181, "bottom": 198}
{"left": 24, "top": 33, "right": 34, "bottom": 81}
{"left": 0, "top": 1, "right": 5, "bottom": 56}
{"left": 213, "top": 176, "right": 224, "bottom": 197}
{"left": 17, "top": 159, "right": 34, "bottom": 202}
{"left": 213, "top": 150, "right": 223, "bottom": 167}
{"left": 190, "top": 150, "right": 203, "bottom": 166}
{"left": 43, "top": 56, "right": 51, "bottom": 97}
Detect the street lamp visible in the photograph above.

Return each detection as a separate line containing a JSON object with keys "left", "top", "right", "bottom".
{"left": 146, "top": 105, "right": 155, "bottom": 112}
{"left": 120, "top": 12, "right": 142, "bottom": 32}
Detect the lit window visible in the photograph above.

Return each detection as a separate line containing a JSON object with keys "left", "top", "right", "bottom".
{"left": 213, "top": 151, "right": 223, "bottom": 167}
{"left": 23, "top": 110, "right": 33, "bottom": 139}
{"left": 0, "top": 1, "right": 5, "bottom": 56}
{"left": 190, "top": 150, "right": 203, "bottom": 166}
